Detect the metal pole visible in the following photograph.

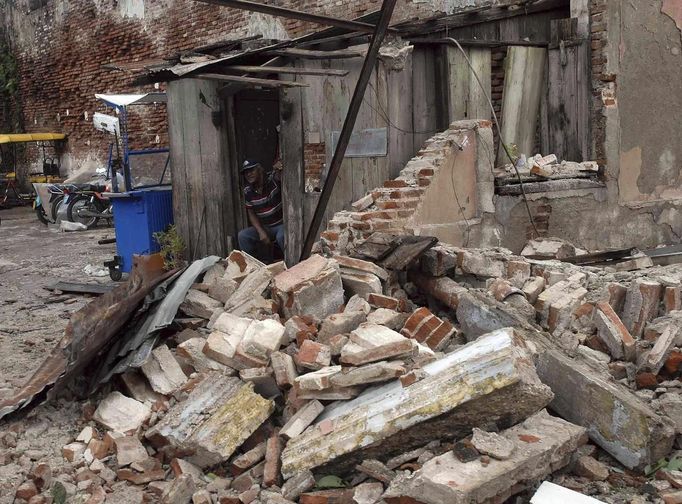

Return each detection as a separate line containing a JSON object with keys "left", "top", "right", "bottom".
{"left": 194, "top": 0, "right": 398, "bottom": 35}
{"left": 300, "top": 0, "right": 398, "bottom": 260}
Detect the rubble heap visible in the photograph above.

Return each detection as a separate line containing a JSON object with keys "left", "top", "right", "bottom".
{"left": 5, "top": 238, "right": 682, "bottom": 504}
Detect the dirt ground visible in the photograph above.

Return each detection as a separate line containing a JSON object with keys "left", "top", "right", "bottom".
{"left": 0, "top": 206, "right": 117, "bottom": 502}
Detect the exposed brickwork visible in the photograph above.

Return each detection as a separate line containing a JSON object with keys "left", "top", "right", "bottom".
{"left": 526, "top": 199, "right": 552, "bottom": 240}
{"left": 304, "top": 142, "right": 325, "bottom": 191}
{"left": 590, "top": 0, "right": 608, "bottom": 164}
{"left": 4, "top": 0, "right": 450, "bottom": 176}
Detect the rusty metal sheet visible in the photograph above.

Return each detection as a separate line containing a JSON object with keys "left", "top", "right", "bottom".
{"left": 0, "top": 255, "right": 177, "bottom": 420}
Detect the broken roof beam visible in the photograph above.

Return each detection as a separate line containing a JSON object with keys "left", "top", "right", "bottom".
{"left": 194, "top": 0, "right": 399, "bottom": 35}
{"left": 196, "top": 73, "right": 309, "bottom": 88}
{"left": 265, "top": 48, "right": 365, "bottom": 60}
{"left": 224, "top": 65, "right": 349, "bottom": 77}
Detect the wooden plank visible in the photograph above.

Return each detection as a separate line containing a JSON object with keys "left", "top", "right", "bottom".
{"left": 196, "top": 73, "right": 308, "bottom": 88}
{"left": 378, "top": 236, "right": 439, "bottom": 270}
{"left": 467, "top": 47, "right": 492, "bottom": 121}
{"left": 547, "top": 18, "right": 590, "bottom": 161}
{"left": 570, "top": 0, "right": 590, "bottom": 38}
{"left": 411, "top": 47, "right": 440, "bottom": 149}
{"left": 167, "top": 80, "right": 191, "bottom": 258}
{"left": 381, "top": 50, "right": 414, "bottom": 179}
{"left": 280, "top": 84, "right": 305, "bottom": 265}
{"left": 46, "top": 282, "right": 116, "bottom": 295}
{"left": 225, "top": 65, "right": 349, "bottom": 77}
{"left": 496, "top": 46, "right": 547, "bottom": 164}
{"left": 181, "top": 79, "right": 207, "bottom": 260}
{"left": 444, "top": 45, "right": 469, "bottom": 122}
{"left": 267, "top": 48, "right": 365, "bottom": 60}
{"left": 223, "top": 97, "right": 245, "bottom": 247}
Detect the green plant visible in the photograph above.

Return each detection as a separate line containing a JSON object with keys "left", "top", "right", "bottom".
{"left": 153, "top": 225, "right": 186, "bottom": 270}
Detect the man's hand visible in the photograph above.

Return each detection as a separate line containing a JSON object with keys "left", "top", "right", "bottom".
{"left": 258, "top": 230, "right": 272, "bottom": 245}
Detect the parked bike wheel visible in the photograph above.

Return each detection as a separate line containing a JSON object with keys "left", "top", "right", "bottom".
{"left": 50, "top": 195, "right": 64, "bottom": 223}
{"left": 35, "top": 204, "right": 49, "bottom": 225}
{"left": 67, "top": 195, "right": 99, "bottom": 228}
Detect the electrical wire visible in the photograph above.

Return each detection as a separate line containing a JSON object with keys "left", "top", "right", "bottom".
{"left": 442, "top": 36, "right": 538, "bottom": 236}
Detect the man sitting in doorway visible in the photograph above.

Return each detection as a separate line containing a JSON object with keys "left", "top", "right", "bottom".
{"left": 238, "top": 159, "right": 284, "bottom": 261}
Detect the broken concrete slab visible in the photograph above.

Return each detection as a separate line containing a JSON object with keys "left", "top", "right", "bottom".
{"left": 295, "top": 366, "right": 342, "bottom": 391}
{"left": 120, "top": 371, "right": 167, "bottom": 404}
{"left": 340, "top": 323, "right": 413, "bottom": 366}
{"left": 332, "top": 255, "right": 389, "bottom": 281}
{"left": 458, "top": 249, "right": 507, "bottom": 277}
{"left": 224, "top": 251, "right": 265, "bottom": 283}
{"left": 224, "top": 266, "right": 274, "bottom": 315}
{"left": 281, "top": 328, "right": 553, "bottom": 477}
{"left": 162, "top": 474, "right": 196, "bottom": 504}
{"left": 204, "top": 329, "right": 246, "bottom": 371}
{"left": 114, "top": 436, "right": 149, "bottom": 467}
{"left": 145, "top": 373, "right": 274, "bottom": 468}
{"left": 239, "top": 367, "right": 281, "bottom": 398}
{"left": 273, "top": 255, "right": 344, "bottom": 320}
{"left": 456, "top": 292, "right": 528, "bottom": 341}
{"left": 536, "top": 349, "right": 675, "bottom": 470}
{"left": 93, "top": 392, "right": 151, "bottom": 433}
{"left": 208, "top": 277, "right": 238, "bottom": 304}
{"left": 181, "top": 289, "right": 224, "bottom": 319}
{"left": 530, "top": 481, "right": 607, "bottom": 503}
{"left": 141, "top": 345, "right": 189, "bottom": 395}
{"left": 640, "top": 324, "right": 681, "bottom": 374}
{"left": 383, "top": 410, "right": 585, "bottom": 504}
{"left": 296, "top": 385, "right": 362, "bottom": 401}
{"left": 236, "top": 319, "right": 286, "bottom": 366}
{"left": 280, "top": 400, "right": 325, "bottom": 440}
{"left": 345, "top": 295, "right": 372, "bottom": 315}
{"left": 177, "top": 337, "right": 229, "bottom": 373}
{"left": 340, "top": 271, "right": 382, "bottom": 298}
{"left": 470, "top": 428, "right": 515, "bottom": 460}
{"left": 329, "top": 361, "right": 405, "bottom": 388}
{"left": 366, "top": 308, "right": 407, "bottom": 331}
{"left": 281, "top": 470, "right": 315, "bottom": 501}
{"left": 318, "top": 311, "right": 367, "bottom": 343}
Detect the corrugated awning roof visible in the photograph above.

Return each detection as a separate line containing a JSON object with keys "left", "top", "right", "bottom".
{"left": 95, "top": 93, "right": 167, "bottom": 107}
{"left": 0, "top": 133, "right": 66, "bottom": 144}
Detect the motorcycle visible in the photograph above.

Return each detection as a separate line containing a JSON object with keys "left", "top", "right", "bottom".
{"left": 63, "top": 183, "right": 113, "bottom": 229}
{"left": 33, "top": 183, "right": 66, "bottom": 225}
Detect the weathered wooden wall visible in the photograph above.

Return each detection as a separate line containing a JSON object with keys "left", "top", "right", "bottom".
{"left": 167, "top": 78, "right": 242, "bottom": 260}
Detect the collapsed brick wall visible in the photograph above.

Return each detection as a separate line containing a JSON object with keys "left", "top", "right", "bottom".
{"left": 5, "top": 0, "right": 453, "bottom": 176}
{"left": 303, "top": 142, "right": 325, "bottom": 192}
{"left": 589, "top": 0, "right": 608, "bottom": 165}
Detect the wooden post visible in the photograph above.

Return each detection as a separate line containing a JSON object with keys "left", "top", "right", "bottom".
{"left": 467, "top": 48, "right": 492, "bottom": 122}
{"left": 496, "top": 46, "right": 547, "bottom": 165}
{"left": 443, "top": 45, "right": 491, "bottom": 123}
{"left": 280, "top": 85, "right": 305, "bottom": 266}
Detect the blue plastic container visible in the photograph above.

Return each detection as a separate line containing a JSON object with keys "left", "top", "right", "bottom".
{"left": 109, "top": 187, "right": 173, "bottom": 273}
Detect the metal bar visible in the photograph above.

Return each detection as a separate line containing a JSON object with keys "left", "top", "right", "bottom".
{"left": 224, "top": 65, "right": 350, "bottom": 77}
{"left": 410, "top": 37, "right": 550, "bottom": 48}
{"left": 300, "top": 0, "right": 398, "bottom": 261}
{"left": 194, "top": 0, "right": 398, "bottom": 35}
{"left": 196, "top": 73, "right": 309, "bottom": 88}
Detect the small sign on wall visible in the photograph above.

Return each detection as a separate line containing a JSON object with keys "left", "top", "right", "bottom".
{"left": 330, "top": 127, "right": 388, "bottom": 158}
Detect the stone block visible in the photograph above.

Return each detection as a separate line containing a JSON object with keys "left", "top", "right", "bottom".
{"left": 284, "top": 316, "right": 318, "bottom": 346}
{"left": 340, "top": 323, "right": 413, "bottom": 366}
{"left": 295, "top": 367, "right": 342, "bottom": 391}
{"left": 280, "top": 400, "right": 325, "bottom": 440}
{"left": 574, "top": 455, "right": 609, "bottom": 481}
{"left": 281, "top": 328, "right": 553, "bottom": 477}
{"left": 330, "top": 361, "right": 405, "bottom": 388}
{"left": 470, "top": 428, "right": 515, "bottom": 460}
{"left": 263, "top": 430, "right": 283, "bottom": 487}
{"left": 236, "top": 319, "right": 286, "bottom": 366}
{"left": 622, "top": 280, "right": 663, "bottom": 338}
{"left": 296, "top": 341, "right": 332, "bottom": 370}
{"left": 171, "top": 458, "right": 205, "bottom": 484}
{"left": 204, "top": 330, "right": 246, "bottom": 370}
{"left": 332, "top": 255, "right": 389, "bottom": 281}
{"left": 345, "top": 295, "right": 371, "bottom": 315}
{"left": 458, "top": 250, "right": 506, "bottom": 277}
{"left": 204, "top": 263, "right": 227, "bottom": 286}
{"left": 521, "top": 239, "right": 575, "bottom": 260}
{"left": 353, "top": 482, "right": 384, "bottom": 504}
{"left": 281, "top": 470, "right": 315, "bottom": 501}
{"left": 145, "top": 373, "right": 274, "bottom": 468}
{"left": 456, "top": 292, "right": 525, "bottom": 341}
{"left": 209, "top": 277, "right": 239, "bottom": 304}
{"left": 224, "top": 251, "right": 265, "bottom": 283}
{"left": 141, "top": 345, "right": 189, "bottom": 396}
{"left": 93, "top": 392, "right": 151, "bottom": 433}
{"left": 120, "top": 371, "right": 167, "bottom": 404}
{"left": 506, "top": 260, "right": 531, "bottom": 288}
{"left": 366, "top": 308, "right": 407, "bottom": 330}
{"left": 274, "top": 255, "right": 345, "bottom": 320}
{"left": 192, "top": 490, "right": 213, "bottom": 504}
{"left": 63, "top": 442, "right": 87, "bottom": 462}
{"left": 225, "top": 266, "right": 274, "bottom": 314}
{"left": 270, "top": 351, "right": 298, "bottom": 388}
{"left": 523, "top": 276, "right": 546, "bottom": 305}
{"left": 547, "top": 286, "right": 588, "bottom": 333}
{"left": 640, "top": 325, "right": 680, "bottom": 374}
{"left": 384, "top": 410, "right": 585, "bottom": 504}
{"left": 318, "top": 311, "right": 367, "bottom": 343}
{"left": 593, "top": 301, "right": 636, "bottom": 361}
{"left": 162, "top": 474, "right": 196, "bottom": 504}
{"left": 653, "top": 393, "right": 682, "bottom": 435}
{"left": 181, "top": 289, "right": 224, "bottom": 319}
{"left": 341, "top": 271, "right": 382, "bottom": 298}
{"left": 177, "top": 337, "right": 229, "bottom": 373}
{"left": 240, "top": 367, "right": 281, "bottom": 398}
{"left": 536, "top": 349, "right": 675, "bottom": 470}
{"left": 114, "top": 436, "right": 148, "bottom": 467}
{"left": 231, "top": 441, "right": 267, "bottom": 475}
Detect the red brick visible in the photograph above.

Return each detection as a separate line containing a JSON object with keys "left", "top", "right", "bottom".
{"left": 300, "top": 489, "right": 355, "bottom": 504}
{"left": 262, "top": 430, "right": 283, "bottom": 488}
{"left": 664, "top": 350, "right": 682, "bottom": 375}
{"left": 383, "top": 180, "right": 408, "bottom": 188}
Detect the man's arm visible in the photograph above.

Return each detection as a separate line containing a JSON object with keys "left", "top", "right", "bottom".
{"left": 247, "top": 208, "right": 271, "bottom": 244}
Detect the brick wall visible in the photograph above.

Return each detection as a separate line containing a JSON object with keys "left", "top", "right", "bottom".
{"left": 4, "top": 0, "right": 450, "bottom": 175}
{"left": 303, "top": 142, "right": 325, "bottom": 191}
{"left": 589, "top": 0, "right": 608, "bottom": 165}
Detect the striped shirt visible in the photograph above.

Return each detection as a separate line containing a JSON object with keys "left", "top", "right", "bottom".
{"left": 244, "top": 171, "right": 283, "bottom": 227}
